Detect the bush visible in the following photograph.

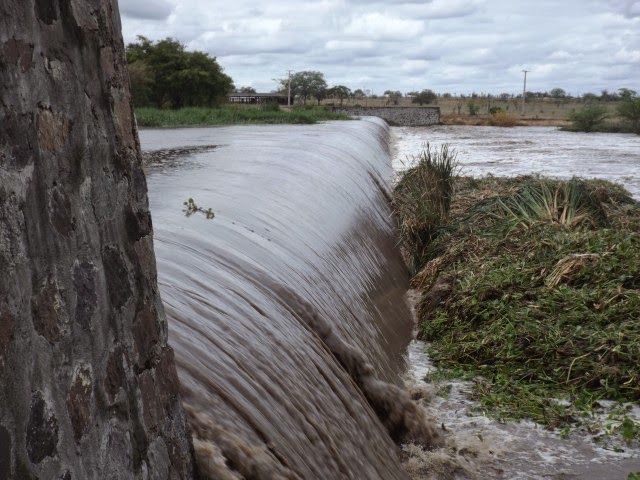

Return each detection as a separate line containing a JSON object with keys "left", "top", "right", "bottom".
{"left": 394, "top": 144, "right": 459, "bottom": 272}
{"left": 410, "top": 175, "right": 640, "bottom": 430}
{"left": 412, "top": 89, "right": 437, "bottom": 105}
{"left": 567, "top": 105, "right": 608, "bottom": 132}
{"left": 489, "top": 111, "right": 518, "bottom": 127}
{"left": 259, "top": 101, "right": 281, "bottom": 112}
{"left": 467, "top": 100, "right": 480, "bottom": 116}
{"left": 617, "top": 96, "right": 640, "bottom": 134}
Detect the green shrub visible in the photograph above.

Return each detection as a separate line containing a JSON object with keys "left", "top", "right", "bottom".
{"left": 407, "top": 174, "right": 640, "bottom": 430}
{"left": 467, "top": 100, "right": 480, "bottom": 116}
{"left": 394, "top": 144, "right": 459, "bottom": 272}
{"left": 567, "top": 105, "right": 608, "bottom": 132}
{"left": 259, "top": 101, "right": 281, "bottom": 112}
{"left": 617, "top": 96, "right": 640, "bottom": 134}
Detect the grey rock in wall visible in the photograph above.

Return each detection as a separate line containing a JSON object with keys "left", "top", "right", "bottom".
{"left": 331, "top": 106, "right": 441, "bottom": 126}
{"left": 0, "top": 1, "right": 195, "bottom": 478}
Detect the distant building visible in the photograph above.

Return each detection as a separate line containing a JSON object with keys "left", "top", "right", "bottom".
{"left": 227, "top": 92, "right": 290, "bottom": 105}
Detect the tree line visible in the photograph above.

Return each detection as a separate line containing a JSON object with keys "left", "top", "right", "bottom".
{"left": 271, "top": 71, "right": 438, "bottom": 106}
{"left": 124, "top": 35, "right": 638, "bottom": 134}
{"left": 123, "top": 38, "right": 439, "bottom": 110}
{"left": 569, "top": 89, "right": 640, "bottom": 134}
{"left": 126, "top": 36, "right": 234, "bottom": 108}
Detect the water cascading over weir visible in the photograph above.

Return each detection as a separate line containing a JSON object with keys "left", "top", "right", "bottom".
{"left": 142, "top": 119, "right": 440, "bottom": 478}
{"left": 0, "top": 2, "right": 439, "bottom": 475}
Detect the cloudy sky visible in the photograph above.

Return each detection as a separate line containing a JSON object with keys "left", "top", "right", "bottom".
{"left": 118, "top": 0, "right": 639, "bottom": 97}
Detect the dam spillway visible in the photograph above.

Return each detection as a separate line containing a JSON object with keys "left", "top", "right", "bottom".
{"left": 142, "top": 118, "right": 420, "bottom": 479}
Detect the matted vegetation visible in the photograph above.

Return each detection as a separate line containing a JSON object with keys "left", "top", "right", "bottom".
{"left": 393, "top": 144, "right": 459, "bottom": 274}
{"left": 488, "top": 110, "right": 520, "bottom": 127}
{"left": 134, "top": 105, "right": 350, "bottom": 127}
{"left": 395, "top": 166, "right": 640, "bottom": 437}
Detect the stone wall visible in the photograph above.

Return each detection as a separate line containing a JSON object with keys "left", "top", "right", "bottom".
{"left": 0, "top": 1, "right": 194, "bottom": 478}
{"left": 331, "top": 106, "right": 440, "bottom": 126}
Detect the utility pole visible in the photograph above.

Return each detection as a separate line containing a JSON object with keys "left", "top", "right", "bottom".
{"left": 287, "top": 69, "right": 293, "bottom": 107}
{"left": 521, "top": 69, "right": 529, "bottom": 115}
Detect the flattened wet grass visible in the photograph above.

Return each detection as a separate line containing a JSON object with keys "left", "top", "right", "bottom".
{"left": 135, "top": 105, "right": 351, "bottom": 127}
{"left": 395, "top": 169, "right": 640, "bottom": 437}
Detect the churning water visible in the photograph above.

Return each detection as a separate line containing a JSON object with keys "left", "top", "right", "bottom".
{"left": 140, "top": 120, "right": 639, "bottom": 479}
{"left": 392, "top": 125, "right": 640, "bottom": 199}
{"left": 140, "top": 119, "right": 437, "bottom": 479}
{"left": 394, "top": 125, "right": 640, "bottom": 479}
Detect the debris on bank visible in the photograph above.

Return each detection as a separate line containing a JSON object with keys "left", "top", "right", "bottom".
{"left": 394, "top": 153, "right": 640, "bottom": 475}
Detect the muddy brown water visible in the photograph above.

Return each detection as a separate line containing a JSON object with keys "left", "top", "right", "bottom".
{"left": 395, "top": 125, "right": 640, "bottom": 479}
{"left": 141, "top": 120, "right": 640, "bottom": 479}
{"left": 141, "top": 119, "right": 419, "bottom": 479}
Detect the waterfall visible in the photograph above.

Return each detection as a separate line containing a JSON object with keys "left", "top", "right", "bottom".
{"left": 143, "top": 118, "right": 439, "bottom": 479}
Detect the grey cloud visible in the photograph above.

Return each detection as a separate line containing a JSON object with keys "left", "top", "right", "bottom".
{"left": 119, "top": 0, "right": 639, "bottom": 95}
{"left": 119, "top": 0, "right": 175, "bottom": 20}
{"left": 609, "top": 0, "right": 640, "bottom": 17}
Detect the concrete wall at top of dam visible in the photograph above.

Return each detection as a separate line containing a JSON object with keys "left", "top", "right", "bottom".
{"left": 331, "top": 106, "right": 440, "bottom": 127}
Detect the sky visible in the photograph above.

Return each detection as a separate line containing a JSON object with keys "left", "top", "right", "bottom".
{"left": 118, "top": 0, "right": 640, "bottom": 97}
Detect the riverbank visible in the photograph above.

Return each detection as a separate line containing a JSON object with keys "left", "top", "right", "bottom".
{"left": 393, "top": 149, "right": 640, "bottom": 476}
{"left": 440, "top": 113, "right": 638, "bottom": 134}
{"left": 441, "top": 113, "right": 571, "bottom": 127}
{"left": 134, "top": 105, "right": 350, "bottom": 127}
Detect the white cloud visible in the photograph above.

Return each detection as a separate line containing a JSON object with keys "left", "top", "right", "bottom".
{"left": 118, "top": 0, "right": 640, "bottom": 95}
{"left": 399, "top": 59, "right": 431, "bottom": 74}
{"left": 613, "top": 47, "right": 640, "bottom": 63}
{"left": 548, "top": 50, "right": 573, "bottom": 61}
{"left": 343, "top": 12, "right": 424, "bottom": 40}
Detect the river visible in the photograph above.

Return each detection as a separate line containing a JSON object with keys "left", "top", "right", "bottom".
{"left": 392, "top": 125, "right": 640, "bottom": 479}
{"left": 140, "top": 120, "right": 639, "bottom": 479}
{"left": 392, "top": 125, "right": 640, "bottom": 199}
{"left": 141, "top": 119, "right": 428, "bottom": 479}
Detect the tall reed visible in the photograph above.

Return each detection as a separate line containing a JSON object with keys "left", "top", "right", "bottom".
{"left": 466, "top": 177, "right": 609, "bottom": 234}
{"left": 394, "top": 143, "right": 459, "bottom": 272}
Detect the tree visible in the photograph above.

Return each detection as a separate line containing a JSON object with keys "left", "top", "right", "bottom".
{"left": 599, "top": 89, "right": 619, "bottom": 101}
{"left": 568, "top": 105, "right": 608, "bottom": 132}
{"left": 383, "top": 90, "right": 403, "bottom": 105}
{"left": 549, "top": 88, "right": 566, "bottom": 98}
{"left": 617, "top": 95, "right": 640, "bottom": 134}
{"left": 327, "top": 85, "right": 351, "bottom": 106}
{"left": 352, "top": 88, "right": 367, "bottom": 99}
{"left": 467, "top": 99, "right": 480, "bottom": 116}
{"left": 126, "top": 36, "right": 234, "bottom": 107}
{"left": 238, "top": 86, "right": 257, "bottom": 93}
{"left": 618, "top": 88, "right": 637, "bottom": 100}
{"left": 412, "top": 89, "right": 437, "bottom": 105}
{"left": 289, "top": 71, "right": 328, "bottom": 105}
{"left": 0, "top": 1, "right": 194, "bottom": 477}
{"left": 127, "top": 60, "right": 154, "bottom": 106}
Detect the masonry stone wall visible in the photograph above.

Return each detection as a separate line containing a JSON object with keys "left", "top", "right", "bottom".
{"left": 331, "top": 106, "right": 440, "bottom": 126}
{"left": 0, "top": 1, "right": 195, "bottom": 478}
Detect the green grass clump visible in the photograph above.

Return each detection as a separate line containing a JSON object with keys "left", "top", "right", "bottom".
{"left": 134, "top": 105, "right": 350, "bottom": 127}
{"left": 399, "top": 174, "right": 640, "bottom": 430}
{"left": 393, "top": 143, "right": 459, "bottom": 273}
